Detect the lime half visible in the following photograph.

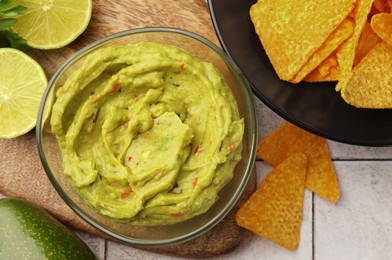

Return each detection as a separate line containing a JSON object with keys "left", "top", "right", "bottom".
{"left": 13, "top": 0, "right": 92, "bottom": 49}
{"left": 0, "top": 48, "right": 47, "bottom": 139}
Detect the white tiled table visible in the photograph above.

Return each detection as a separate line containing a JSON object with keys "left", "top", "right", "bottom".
{"left": 1, "top": 96, "right": 392, "bottom": 259}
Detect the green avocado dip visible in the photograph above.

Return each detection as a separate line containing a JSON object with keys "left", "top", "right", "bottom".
{"left": 50, "top": 42, "right": 244, "bottom": 225}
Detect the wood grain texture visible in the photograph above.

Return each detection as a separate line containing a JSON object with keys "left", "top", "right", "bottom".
{"left": 0, "top": 132, "right": 102, "bottom": 236}
{"left": 0, "top": 0, "right": 256, "bottom": 257}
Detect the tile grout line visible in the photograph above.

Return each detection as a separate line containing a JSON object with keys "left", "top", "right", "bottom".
{"left": 255, "top": 158, "right": 392, "bottom": 162}
{"left": 333, "top": 158, "right": 392, "bottom": 162}
{"left": 312, "top": 192, "right": 315, "bottom": 260}
{"left": 104, "top": 239, "right": 108, "bottom": 260}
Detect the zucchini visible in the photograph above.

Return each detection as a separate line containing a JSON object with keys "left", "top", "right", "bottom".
{"left": 0, "top": 198, "right": 95, "bottom": 260}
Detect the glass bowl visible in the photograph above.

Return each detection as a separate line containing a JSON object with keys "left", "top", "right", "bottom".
{"left": 36, "top": 27, "right": 257, "bottom": 247}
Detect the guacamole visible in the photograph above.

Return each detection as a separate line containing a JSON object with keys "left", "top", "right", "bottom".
{"left": 51, "top": 42, "right": 244, "bottom": 225}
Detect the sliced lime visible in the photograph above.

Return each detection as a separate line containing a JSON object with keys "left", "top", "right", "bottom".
{"left": 13, "top": 0, "right": 92, "bottom": 49}
{"left": 0, "top": 48, "right": 47, "bottom": 139}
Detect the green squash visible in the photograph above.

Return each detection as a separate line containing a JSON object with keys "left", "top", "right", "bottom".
{"left": 0, "top": 198, "right": 95, "bottom": 259}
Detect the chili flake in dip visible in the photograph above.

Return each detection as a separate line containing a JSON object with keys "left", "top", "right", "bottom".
{"left": 51, "top": 42, "right": 244, "bottom": 225}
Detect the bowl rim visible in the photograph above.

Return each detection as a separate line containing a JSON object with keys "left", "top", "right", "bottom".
{"left": 36, "top": 26, "right": 258, "bottom": 247}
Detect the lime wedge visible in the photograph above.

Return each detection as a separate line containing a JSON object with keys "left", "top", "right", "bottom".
{"left": 0, "top": 48, "right": 47, "bottom": 139}
{"left": 12, "top": 0, "right": 92, "bottom": 49}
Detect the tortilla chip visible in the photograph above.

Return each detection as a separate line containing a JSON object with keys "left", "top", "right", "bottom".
{"left": 371, "top": 13, "right": 392, "bottom": 46}
{"left": 318, "top": 53, "right": 339, "bottom": 77}
{"left": 306, "top": 18, "right": 380, "bottom": 82}
{"left": 304, "top": 53, "right": 341, "bottom": 82}
{"left": 303, "top": 52, "right": 341, "bottom": 82}
{"left": 290, "top": 129, "right": 340, "bottom": 203}
{"left": 342, "top": 40, "right": 392, "bottom": 108}
{"left": 236, "top": 153, "right": 307, "bottom": 250}
{"left": 250, "top": 0, "right": 356, "bottom": 81}
{"left": 323, "top": 66, "right": 341, "bottom": 82}
{"left": 304, "top": 66, "right": 340, "bottom": 82}
{"left": 290, "top": 19, "right": 354, "bottom": 83}
{"left": 370, "top": 3, "right": 381, "bottom": 18}
{"left": 374, "top": 0, "right": 390, "bottom": 12}
{"left": 354, "top": 21, "right": 381, "bottom": 66}
{"left": 303, "top": 70, "right": 327, "bottom": 82}
{"left": 335, "top": 0, "right": 374, "bottom": 92}
{"left": 257, "top": 121, "right": 340, "bottom": 202}
{"left": 257, "top": 121, "right": 306, "bottom": 165}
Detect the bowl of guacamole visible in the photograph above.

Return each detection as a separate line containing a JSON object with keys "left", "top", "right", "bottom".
{"left": 37, "top": 27, "right": 257, "bottom": 247}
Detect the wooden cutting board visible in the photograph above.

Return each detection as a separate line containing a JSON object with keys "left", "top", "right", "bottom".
{"left": 0, "top": 0, "right": 256, "bottom": 258}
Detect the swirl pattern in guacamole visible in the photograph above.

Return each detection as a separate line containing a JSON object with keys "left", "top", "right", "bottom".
{"left": 51, "top": 42, "right": 244, "bottom": 225}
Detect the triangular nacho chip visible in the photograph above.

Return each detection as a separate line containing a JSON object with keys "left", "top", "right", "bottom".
{"left": 305, "top": 20, "right": 381, "bottom": 82}
{"left": 317, "top": 53, "right": 339, "bottom": 78}
{"left": 250, "top": 0, "right": 356, "bottom": 81}
{"left": 290, "top": 18, "right": 354, "bottom": 83}
{"left": 304, "top": 66, "right": 340, "bottom": 82}
{"left": 336, "top": 0, "right": 374, "bottom": 92}
{"left": 289, "top": 128, "right": 340, "bottom": 203}
{"left": 304, "top": 53, "right": 341, "bottom": 82}
{"left": 236, "top": 153, "right": 307, "bottom": 250}
{"left": 257, "top": 121, "right": 340, "bottom": 202}
{"left": 257, "top": 121, "right": 306, "bottom": 165}
{"left": 304, "top": 64, "right": 341, "bottom": 82}
{"left": 371, "top": 13, "right": 392, "bottom": 46}
{"left": 343, "top": 40, "right": 392, "bottom": 108}
{"left": 354, "top": 21, "right": 381, "bottom": 66}
{"left": 374, "top": 0, "right": 391, "bottom": 12}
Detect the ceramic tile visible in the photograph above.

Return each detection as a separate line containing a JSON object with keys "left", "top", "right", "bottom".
{"left": 74, "top": 230, "right": 106, "bottom": 260}
{"left": 314, "top": 161, "right": 392, "bottom": 260}
{"left": 328, "top": 141, "right": 392, "bottom": 160}
{"left": 255, "top": 96, "right": 284, "bottom": 142}
{"left": 106, "top": 241, "right": 182, "bottom": 260}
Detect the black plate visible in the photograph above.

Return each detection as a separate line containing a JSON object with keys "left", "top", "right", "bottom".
{"left": 208, "top": 0, "right": 392, "bottom": 146}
